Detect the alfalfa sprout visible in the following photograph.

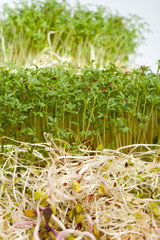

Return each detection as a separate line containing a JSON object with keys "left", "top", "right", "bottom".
{"left": 1, "top": 133, "right": 160, "bottom": 239}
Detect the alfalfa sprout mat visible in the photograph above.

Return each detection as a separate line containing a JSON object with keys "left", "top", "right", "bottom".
{"left": 1, "top": 133, "right": 160, "bottom": 240}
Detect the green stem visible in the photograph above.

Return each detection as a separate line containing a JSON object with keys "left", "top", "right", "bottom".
{"left": 86, "top": 97, "right": 96, "bottom": 133}
{"left": 82, "top": 101, "right": 88, "bottom": 132}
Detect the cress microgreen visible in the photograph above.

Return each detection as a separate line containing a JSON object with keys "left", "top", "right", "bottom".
{"left": 0, "top": 63, "right": 160, "bottom": 149}
{"left": 0, "top": 0, "right": 148, "bottom": 67}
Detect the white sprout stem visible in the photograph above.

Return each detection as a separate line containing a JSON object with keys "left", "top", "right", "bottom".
{"left": 1, "top": 31, "right": 7, "bottom": 62}
{"left": 55, "top": 229, "right": 96, "bottom": 240}
{"left": 33, "top": 149, "right": 46, "bottom": 160}
{"left": 48, "top": 170, "right": 77, "bottom": 204}
{"left": 12, "top": 221, "right": 35, "bottom": 228}
{"left": 82, "top": 231, "right": 96, "bottom": 240}
{"left": 57, "top": 155, "right": 93, "bottom": 160}
{"left": 33, "top": 201, "right": 41, "bottom": 240}
{"left": 2, "top": 148, "right": 15, "bottom": 171}
{"left": 12, "top": 149, "right": 19, "bottom": 203}
{"left": 78, "top": 164, "right": 89, "bottom": 175}
{"left": 110, "top": 169, "right": 131, "bottom": 212}
{"left": 85, "top": 213, "right": 93, "bottom": 230}
{"left": 47, "top": 31, "right": 62, "bottom": 60}
{"left": 116, "top": 143, "right": 160, "bottom": 152}
{"left": 22, "top": 168, "right": 31, "bottom": 207}
{"left": 0, "top": 135, "right": 50, "bottom": 147}
{"left": 150, "top": 208, "right": 160, "bottom": 237}
{"left": 74, "top": 236, "right": 83, "bottom": 240}
{"left": 95, "top": 201, "right": 143, "bottom": 237}
{"left": 51, "top": 215, "right": 66, "bottom": 231}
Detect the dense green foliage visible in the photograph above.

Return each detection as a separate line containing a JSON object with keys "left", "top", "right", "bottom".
{"left": 0, "top": 63, "right": 160, "bottom": 148}
{"left": 0, "top": 0, "right": 147, "bottom": 66}
{"left": 0, "top": 0, "right": 158, "bottom": 150}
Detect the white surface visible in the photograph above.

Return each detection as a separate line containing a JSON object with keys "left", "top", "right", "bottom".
{"left": 0, "top": 0, "right": 159, "bottom": 72}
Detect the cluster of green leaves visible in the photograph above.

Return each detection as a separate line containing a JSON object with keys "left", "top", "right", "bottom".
{"left": 0, "top": 63, "right": 160, "bottom": 148}
{"left": 0, "top": 0, "right": 148, "bottom": 66}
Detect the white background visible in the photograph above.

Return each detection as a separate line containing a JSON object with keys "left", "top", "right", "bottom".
{"left": 0, "top": 0, "right": 159, "bottom": 72}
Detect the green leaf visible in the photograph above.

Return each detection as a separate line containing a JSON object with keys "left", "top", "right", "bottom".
{"left": 75, "top": 214, "right": 85, "bottom": 224}
{"left": 121, "top": 126, "right": 130, "bottom": 133}
{"left": 75, "top": 203, "right": 84, "bottom": 214}
{"left": 69, "top": 209, "right": 74, "bottom": 220}
{"left": 98, "top": 183, "right": 107, "bottom": 195}
{"left": 150, "top": 203, "right": 160, "bottom": 217}
{"left": 34, "top": 190, "right": 47, "bottom": 201}
{"left": 24, "top": 209, "right": 36, "bottom": 217}
{"left": 66, "top": 236, "right": 76, "bottom": 240}
{"left": 97, "top": 144, "right": 103, "bottom": 150}
{"left": 72, "top": 180, "right": 81, "bottom": 192}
